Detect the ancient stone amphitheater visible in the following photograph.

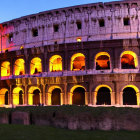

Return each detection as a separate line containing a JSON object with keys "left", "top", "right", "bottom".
{"left": 0, "top": 0, "right": 140, "bottom": 107}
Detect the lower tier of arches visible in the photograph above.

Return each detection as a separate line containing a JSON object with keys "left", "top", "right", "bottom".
{"left": 0, "top": 83, "right": 140, "bottom": 106}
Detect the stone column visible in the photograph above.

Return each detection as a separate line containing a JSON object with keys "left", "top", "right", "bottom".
{"left": 28, "top": 93, "right": 33, "bottom": 105}
{"left": 120, "top": 92, "right": 123, "bottom": 105}
{"left": 42, "top": 85, "right": 46, "bottom": 105}
{"left": 46, "top": 92, "right": 51, "bottom": 105}
{"left": 68, "top": 92, "right": 73, "bottom": 105}
{"left": 136, "top": 92, "right": 140, "bottom": 106}
{"left": 93, "top": 91, "right": 97, "bottom": 105}
{"left": 60, "top": 93, "right": 64, "bottom": 105}
{"left": 111, "top": 92, "right": 115, "bottom": 105}
{"left": 85, "top": 92, "right": 89, "bottom": 105}
{"left": 9, "top": 85, "right": 13, "bottom": 105}
{"left": 24, "top": 85, "right": 28, "bottom": 105}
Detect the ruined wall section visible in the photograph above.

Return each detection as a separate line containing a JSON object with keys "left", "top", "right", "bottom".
{"left": 1, "top": 0, "right": 140, "bottom": 52}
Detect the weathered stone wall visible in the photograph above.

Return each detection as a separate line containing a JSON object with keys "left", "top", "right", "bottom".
{"left": 0, "top": 0, "right": 140, "bottom": 52}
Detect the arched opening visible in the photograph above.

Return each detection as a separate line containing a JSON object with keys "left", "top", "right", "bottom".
{"left": 51, "top": 88, "right": 61, "bottom": 105}
{"left": 14, "top": 59, "right": 25, "bottom": 75}
{"left": 96, "top": 87, "right": 111, "bottom": 105}
{"left": 95, "top": 52, "right": 110, "bottom": 70}
{"left": 71, "top": 53, "right": 85, "bottom": 71}
{"left": 0, "top": 89, "right": 9, "bottom": 105}
{"left": 30, "top": 57, "right": 42, "bottom": 75}
{"left": 1, "top": 61, "right": 10, "bottom": 77}
{"left": 72, "top": 87, "right": 85, "bottom": 105}
{"left": 123, "top": 87, "right": 137, "bottom": 105}
{"left": 33, "top": 89, "right": 40, "bottom": 105}
{"left": 5, "top": 91, "right": 8, "bottom": 105}
{"left": 13, "top": 87, "right": 24, "bottom": 105}
{"left": 121, "top": 51, "right": 138, "bottom": 69}
{"left": 49, "top": 55, "right": 62, "bottom": 72}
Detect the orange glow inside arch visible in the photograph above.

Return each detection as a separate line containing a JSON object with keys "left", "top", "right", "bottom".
{"left": 0, "top": 88, "right": 8, "bottom": 105}
{"left": 1, "top": 61, "right": 10, "bottom": 77}
{"left": 14, "top": 59, "right": 25, "bottom": 75}
{"left": 49, "top": 55, "right": 62, "bottom": 72}
{"left": 71, "top": 53, "right": 85, "bottom": 71}
{"left": 30, "top": 57, "right": 42, "bottom": 75}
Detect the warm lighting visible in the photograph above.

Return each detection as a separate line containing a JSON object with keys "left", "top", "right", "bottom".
{"left": 71, "top": 53, "right": 85, "bottom": 71}
{"left": 0, "top": 88, "right": 8, "bottom": 105}
{"left": 14, "top": 59, "right": 25, "bottom": 75}
{"left": 30, "top": 57, "right": 42, "bottom": 75}
{"left": 1, "top": 61, "right": 10, "bottom": 77}
{"left": 49, "top": 55, "right": 62, "bottom": 72}
{"left": 121, "top": 51, "right": 137, "bottom": 69}
{"left": 20, "top": 46, "right": 24, "bottom": 50}
{"left": 13, "top": 87, "right": 24, "bottom": 105}
{"left": 77, "top": 37, "right": 82, "bottom": 42}
{"left": 95, "top": 52, "right": 110, "bottom": 70}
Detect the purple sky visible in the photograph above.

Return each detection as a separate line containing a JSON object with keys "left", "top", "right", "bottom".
{"left": 0, "top": 0, "right": 120, "bottom": 23}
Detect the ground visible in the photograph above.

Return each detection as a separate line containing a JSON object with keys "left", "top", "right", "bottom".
{"left": 0, "top": 124, "right": 140, "bottom": 140}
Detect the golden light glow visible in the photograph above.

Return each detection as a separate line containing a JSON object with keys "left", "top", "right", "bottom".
{"left": 71, "top": 53, "right": 85, "bottom": 71}
{"left": 30, "top": 57, "right": 42, "bottom": 75}
{"left": 49, "top": 55, "right": 62, "bottom": 72}
{"left": 14, "top": 59, "right": 25, "bottom": 75}
{"left": 77, "top": 37, "right": 82, "bottom": 42}
{"left": 28, "top": 86, "right": 41, "bottom": 105}
{"left": 122, "top": 85, "right": 139, "bottom": 105}
{"left": 95, "top": 52, "right": 110, "bottom": 70}
{"left": 0, "top": 88, "right": 8, "bottom": 105}
{"left": 13, "top": 87, "right": 24, "bottom": 105}
{"left": 1, "top": 61, "right": 10, "bottom": 77}
{"left": 121, "top": 51, "right": 138, "bottom": 68}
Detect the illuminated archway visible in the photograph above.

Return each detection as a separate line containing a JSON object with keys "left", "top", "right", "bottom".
{"left": 14, "top": 59, "right": 25, "bottom": 75}
{"left": 95, "top": 52, "right": 110, "bottom": 70}
{"left": 49, "top": 55, "right": 62, "bottom": 72}
{"left": 121, "top": 51, "right": 138, "bottom": 69}
{"left": 51, "top": 88, "right": 61, "bottom": 105}
{"left": 30, "top": 57, "right": 42, "bottom": 75}
{"left": 71, "top": 53, "right": 85, "bottom": 71}
{"left": 28, "top": 86, "right": 41, "bottom": 105}
{"left": 95, "top": 85, "right": 112, "bottom": 105}
{"left": 122, "top": 85, "right": 139, "bottom": 105}
{"left": 13, "top": 87, "right": 24, "bottom": 105}
{"left": 0, "top": 88, "right": 9, "bottom": 105}
{"left": 1, "top": 61, "right": 10, "bottom": 77}
{"left": 70, "top": 85, "right": 86, "bottom": 105}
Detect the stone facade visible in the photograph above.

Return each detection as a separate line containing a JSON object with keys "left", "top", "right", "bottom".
{"left": 0, "top": 0, "right": 140, "bottom": 106}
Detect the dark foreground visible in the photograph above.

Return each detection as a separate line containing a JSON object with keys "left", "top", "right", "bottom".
{"left": 0, "top": 124, "right": 140, "bottom": 140}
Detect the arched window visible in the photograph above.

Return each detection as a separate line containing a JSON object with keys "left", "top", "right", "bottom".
{"left": 49, "top": 55, "right": 62, "bottom": 72}
{"left": 96, "top": 87, "right": 111, "bottom": 105}
{"left": 95, "top": 52, "right": 110, "bottom": 70}
{"left": 33, "top": 89, "right": 40, "bottom": 105}
{"left": 123, "top": 87, "right": 137, "bottom": 105}
{"left": 0, "top": 89, "right": 9, "bottom": 105}
{"left": 14, "top": 59, "right": 25, "bottom": 75}
{"left": 71, "top": 53, "right": 85, "bottom": 71}
{"left": 51, "top": 88, "right": 61, "bottom": 105}
{"left": 72, "top": 87, "right": 85, "bottom": 105}
{"left": 13, "top": 87, "right": 24, "bottom": 105}
{"left": 30, "top": 57, "right": 42, "bottom": 75}
{"left": 1, "top": 61, "right": 10, "bottom": 77}
{"left": 121, "top": 51, "right": 138, "bottom": 69}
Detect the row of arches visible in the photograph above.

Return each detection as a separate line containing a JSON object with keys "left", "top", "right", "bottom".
{"left": 1, "top": 51, "right": 138, "bottom": 77}
{"left": 0, "top": 85, "right": 139, "bottom": 106}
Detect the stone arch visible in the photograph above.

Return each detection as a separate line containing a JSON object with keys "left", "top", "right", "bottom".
{"left": 121, "top": 85, "right": 139, "bottom": 105}
{"left": 120, "top": 51, "right": 138, "bottom": 69}
{"left": 94, "top": 85, "right": 114, "bottom": 105}
{"left": 0, "top": 88, "right": 9, "bottom": 105}
{"left": 70, "top": 85, "right": 87, "bottom": 105}
{"left": 49, "top": 55, "right": 62, "bottom": 72}
{"left": 95, "top": 52, "right": 111, "bottom": 70}
{"left": 30, "top": 57, "right": 42, "bottom": 75}
{"left": 28, "top": 86, "right": 41, "bottom": 105}
{"left": 1, "top": 61, "right": 10, "bottom": 77}
{"left": 71, "top": 53, "right": 85, "bottom": 71}
{"left": 13, "top": 87, "right": 24, "bottom": 105}
{"left": 47, "top": 86, "right": 63, "bottom": 105}
{"left": 14, "top": 58, "right": 25, "bottom": 75}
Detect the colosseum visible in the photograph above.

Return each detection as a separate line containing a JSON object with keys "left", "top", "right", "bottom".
{"left": 0, "top": 0, "right": 140, "bottom": 107}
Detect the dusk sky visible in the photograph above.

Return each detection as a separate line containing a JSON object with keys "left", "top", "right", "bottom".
{"left": 0, "top": 0, "right": 120, "bottom": 23}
